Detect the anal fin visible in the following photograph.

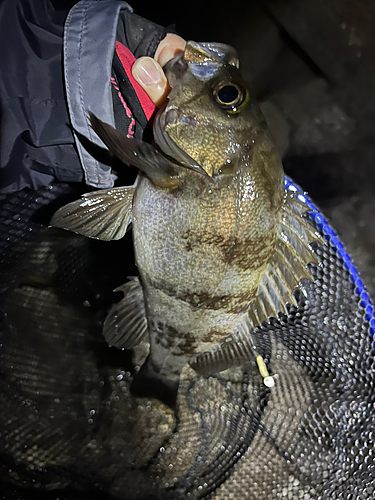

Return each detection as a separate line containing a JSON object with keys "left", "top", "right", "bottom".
{"left": 103, "top": 277, "right": 148, "bottom": 349}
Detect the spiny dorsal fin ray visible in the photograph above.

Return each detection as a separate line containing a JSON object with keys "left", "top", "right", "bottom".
{"left": 280, "top": 227, "right": 317, "bottom": 270}
{"left": 103, "top": 277, "right": 148, "bottom": 349}
{"left": 191, "top": 340, "right": 244, "bottom": 375}
{"left": 265, "top": 269, "right": 288, "bottom": 313}
{"left": 275, "top": 244, "right": 308, "bottom": 284}
{"left": 50, "top": 186, "right": 135, "bottom": 241}
{"left": 271, "top": 254, "right": 300, "bottom": 295}
{"left": 282, "top": 211, "right": 320, "bottom": 248}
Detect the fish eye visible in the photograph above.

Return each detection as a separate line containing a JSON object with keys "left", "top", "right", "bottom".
{"left": 213, "top": 83, "right": 246, "bottom": 112}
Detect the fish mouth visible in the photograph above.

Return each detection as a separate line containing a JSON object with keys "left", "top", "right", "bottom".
{"left": 153, "top": 50, "right": 209, "bottom": 177}
{"left": 153, "top": 105, "right": 208, "bottom": 177}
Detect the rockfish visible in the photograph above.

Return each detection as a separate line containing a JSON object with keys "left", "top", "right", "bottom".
{"left": 51, "top": 42, "right": 321, "bottom": 406}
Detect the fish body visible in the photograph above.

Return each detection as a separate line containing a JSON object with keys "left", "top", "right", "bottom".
{"left": 51, "top": 42, "right": 321, "bottom": 404}
{"left": 132, "top": 145, "right": 282, "bottom": 382}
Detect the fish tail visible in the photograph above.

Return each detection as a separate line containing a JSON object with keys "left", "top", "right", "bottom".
{"left": 130, "top": 356, "right": 180, "bottom": 409}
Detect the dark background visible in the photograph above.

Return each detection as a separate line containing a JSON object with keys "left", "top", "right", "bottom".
{"left": 2, "top": 1, "right": 375, "bottom": 499}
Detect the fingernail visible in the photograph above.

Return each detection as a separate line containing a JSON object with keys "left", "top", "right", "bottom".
{"left": 133, "top": 58, "right": 161, "bottom": 86}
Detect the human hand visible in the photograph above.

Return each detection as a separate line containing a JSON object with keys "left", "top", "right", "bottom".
{"left": 132, "top": 34, "right": 186, "bottom": 107}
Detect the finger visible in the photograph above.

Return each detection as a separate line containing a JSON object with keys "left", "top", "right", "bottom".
{"left": 132, "top": 57, "right": 169, "bottom": 108}
{"left": 154, "top": 33, "right": 186, "bottom": 68}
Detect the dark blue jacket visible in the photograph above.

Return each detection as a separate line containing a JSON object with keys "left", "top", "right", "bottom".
{"left": 0, "top": 0, "right": 168, "bottom": 192}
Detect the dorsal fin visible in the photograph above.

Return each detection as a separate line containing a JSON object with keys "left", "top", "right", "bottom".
{"left": 247, "top": 189, "right": 323, "bottom": 328}
{"left": 50, "top": 186, "right": 135, "bottom": 241}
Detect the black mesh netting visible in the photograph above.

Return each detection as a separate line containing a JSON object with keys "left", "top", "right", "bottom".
{"left": 0, "top": 181, "right": 374, "bottom": 500}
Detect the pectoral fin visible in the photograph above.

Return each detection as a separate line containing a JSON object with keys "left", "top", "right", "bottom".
{"left": 89, "top": 112, "right": 179, "bottom": 189}
{"left": 50, "top": 186, "right": 134, "bottom": 241}
{"left": 103, "top": 277, "right": 148, "bottom": 349}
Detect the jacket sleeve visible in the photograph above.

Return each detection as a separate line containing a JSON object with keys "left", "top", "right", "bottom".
{"left": 0, "top": 0, "right": 173, "bottom": 193}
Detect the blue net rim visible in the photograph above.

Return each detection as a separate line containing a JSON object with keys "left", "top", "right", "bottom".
{"left": 285, "top": 176, "right": 375, "bottom": 339}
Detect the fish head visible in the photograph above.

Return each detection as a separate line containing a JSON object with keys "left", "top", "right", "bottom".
{"left": 153, "top": 41, "right": 282, "bottom": 184}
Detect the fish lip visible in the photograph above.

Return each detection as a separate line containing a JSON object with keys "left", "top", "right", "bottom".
{"left": 153, "top": 106, "right": 209, "bottom": 177}
{"left": 153, "top": 51, "right": 210, "bottom": 178}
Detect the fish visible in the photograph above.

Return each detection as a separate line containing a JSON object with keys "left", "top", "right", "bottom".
{"left": 51, "top": 41, "right": 322, "bottom": 407}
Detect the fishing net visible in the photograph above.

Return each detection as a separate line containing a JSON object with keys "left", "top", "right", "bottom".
{"left": 0, "top": 179, "right": 374, "bottom": 499}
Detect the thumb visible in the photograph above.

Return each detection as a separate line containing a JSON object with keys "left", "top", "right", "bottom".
{"left": 132, "top": 57, "right": 169, "bottom": 108}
